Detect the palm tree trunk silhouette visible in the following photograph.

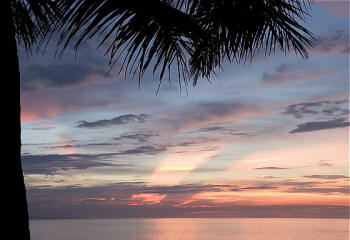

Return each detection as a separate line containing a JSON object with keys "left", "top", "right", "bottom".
{"left": 5, "top": 0, "right": 30, "bottom": 238}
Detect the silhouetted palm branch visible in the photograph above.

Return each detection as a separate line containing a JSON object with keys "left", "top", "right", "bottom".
{"left": 187, "top": 0, "right": 314, "bottom": 83}
{"left": 11, "top": 0, "right": 64, "bottom": 51}
{"left": 58, "top": 0, "right": 314, "bottom": 86}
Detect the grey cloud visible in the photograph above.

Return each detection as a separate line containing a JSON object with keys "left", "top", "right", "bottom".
{"left": 290, "top": 118, "right": 349, "bottom": 133}
{"left": 46, "top": 143, "right": 118, "bottom": 149}
{"left": 234, "top": 186, "right": 277, "bottom": 191}
{"left": 284, "top": 99, "right": 349, "bottom": 119}
{"left": 278, "top": 181, "right": 317, "bottom": 186}
{"left": 77, "top": 114, "right": 150, "bottom": 128}
{"left": 193, "top": 126, "right": 253, "bottom": 136}
{"left": 28, "top": 127, "right": 55, "bottom": 131}
{"left": 22, "top": 64, "right": 108, "bottom": 91}
{"left": 255, "top": 167, "right": 289, "bottom": 170}
{"left": 118, "top": 145, "right": 167, "bottom": 155}
{"left": 114, "top": 133, "right": 158, "bottom": 142}
{"left": 23, "top": 144, "right": 167, "bottom": 175}
{"left": 22, "top": 153, "right": 128, "bottom": 175}
{"left": 303, "top": 175, "right": 349, "bottom": 180}
{"left": 196, "top": 126, "right": 231, "bottom": 132}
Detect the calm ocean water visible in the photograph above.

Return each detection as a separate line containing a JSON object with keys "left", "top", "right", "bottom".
{"left": 30, "top": 218, "right": 349, "bottom": 240}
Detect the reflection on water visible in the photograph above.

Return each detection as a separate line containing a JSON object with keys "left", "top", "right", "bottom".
{"left": 30, "top": 218, "right": 349, "bottom": 240}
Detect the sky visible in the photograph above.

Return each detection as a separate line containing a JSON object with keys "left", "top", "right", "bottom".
{"left": 20, "top": 1, "right": 349, "bottom": 219}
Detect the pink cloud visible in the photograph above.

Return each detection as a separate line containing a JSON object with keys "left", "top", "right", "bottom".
{"left": 76, "top": 197, "right": 107, "bottom": 202}
{"left": 131, "top": 193, "right": 167, "bottom": 205}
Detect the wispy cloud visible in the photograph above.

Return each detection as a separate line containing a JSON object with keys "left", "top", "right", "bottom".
{"left": 303, "top": 175, "right": 349, "bottom": 180}
{"left": 255, "top": 167, "right": 289, "bottom": 170}
{"left": 318, "top": 160, "right": 334, "bottom": 167}
{"left": 287, "top": 187, "right": 349, "bottom": 194}
{"left": 131, "top": 193, "right": 167, "bottom": 205}
{"left": 262, "top": 63, "right": 332, "bottom": 84}
{"left": 114, "top": 133, "right": 158, "bottom": 142}
{"left": 290, "top": 118, "right": 349, "bottom": 133}
{"left": 22, "top": 153, "right": 128, "bottom": 175}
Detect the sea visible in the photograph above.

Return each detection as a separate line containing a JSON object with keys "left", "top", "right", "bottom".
{"left": 30, "top": 218, "right": 349, "bottom": 240}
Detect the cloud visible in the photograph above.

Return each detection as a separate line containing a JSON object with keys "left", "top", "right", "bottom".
{"left": 318, "top": 160, "right": 333, "bottom": 167}
{"left": 192, "top": 125, "right": 253, "bottom": 136}
{"left": 118, "top": 145, "right": 167, "bottom": 155}
{"left": 255, "top": 167, "right": 289, "bottom": 170}
{"left": 236, "top": 186, "right": 277, "bottom": 190}
{"left": 284, "top": 99, "right": 349, "bottom": 119}
{"left": 195, "top": 126, "right": 231, "bottom": 132}
{"left": 76, "top": 197, "right": 108, "bottom": 202}
{"left": 26, "top": 181, "right": 350, "bottom": 218}
{"left": 47, "top": 142, "right": 118, "bottom": 149}
{"left": 288, "top": 187, "right": 349, "bottom": 194}
{"left": 21, "top": 88, "right": 112, "bottom": 122}
{"left": 22, "top": 144, "right": 167, "bottom": 175}
{"left": 77, "top": 114, "right": 150, "bottom": 128}
{"left": 303, "top": 175, "right": 349, "bottom": 180}
{"left": 22, "top": 153, "right": 128, "bottom": 175}
{"left": 131, "top": 193, "right": 167, "bottom": 205}
{"left": 272, "top": 180, "right": 317, "bottom": 187}
{"left": 261, "top": 176, "right": 278, "bottom": 179}
{"left": 28, "top": 127, "right": 56, "bottom": 131}
{"left": 312, "top": 29, "right": 349, "bottom": 56}
{"left": 134, "top": 184, "right": 227, "bottom": 194}
{"left": 285, "top": 99, "right": 349, "bottom": 133}
{"left": 169, "top": 102, "right": 262, "bottom": 131}
{"left": 262, "top": 63, "right": 331, "bottom": 84}
{"left": 289, "top": 118, "right": 349, "bottom": 133}
{"left": 114, "top": 133, "right": 158, "bottom": 142}
{"left": 150, "top": 146, "right": 220, "bottom": 185}
{"left": 22, "top": 64, "right": 108, "bottom": 91}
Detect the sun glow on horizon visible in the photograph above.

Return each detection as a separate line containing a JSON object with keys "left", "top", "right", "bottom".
{"left": 150, "top": 145, "right": 222, "bottom": 185}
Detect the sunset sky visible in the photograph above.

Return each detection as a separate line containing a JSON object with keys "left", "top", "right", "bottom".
{"left": 21, "top": 1, "right": 349, "bottom": 219}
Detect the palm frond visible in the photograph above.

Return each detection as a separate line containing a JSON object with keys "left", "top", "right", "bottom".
{"left": 11, "top": 0, "right": 65, "bottom": 51}
{"left": 58, "top": 0, "right": 209, "bottom": 89}
{"left": 188, "top": 0, "right": 315, "bottom": 83}
{"left": 58, "top": 0, "right": 315, "bottom": 86}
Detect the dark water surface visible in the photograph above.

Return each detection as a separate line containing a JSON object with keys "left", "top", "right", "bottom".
{"left": 30, "top": 218, "right": 349, "bottom": 240}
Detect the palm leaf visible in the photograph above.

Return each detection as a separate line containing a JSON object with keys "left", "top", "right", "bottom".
{"left": 58, "top": 0, "right": 315, "bottom": 86}
{"left": 188, "top": 0, "right": 315, "bottom": 83}
{"left": 12, "top": 0, "right": 65, "bottom": 51}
